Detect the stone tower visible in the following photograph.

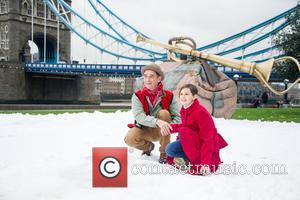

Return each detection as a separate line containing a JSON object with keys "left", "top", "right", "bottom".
{"left": 0, "top": 0, "right": 74, "bottom": 103}
{"left": 0, "top": 0, "right": 132, "bottom": 104}
{"left": 0, "top": 0, "right": 71, "bottom": 63}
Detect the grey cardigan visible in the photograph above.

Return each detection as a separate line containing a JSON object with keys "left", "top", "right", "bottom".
{"left": 131, "top": 91, "right": 181, "bottom": 127}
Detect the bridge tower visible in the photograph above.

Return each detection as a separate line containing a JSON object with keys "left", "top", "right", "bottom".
{"left": 0, "top": 0, "right": 83, "bottom": 104}
{"left": 0, "top": 0, "right": 71, "bottom": 63}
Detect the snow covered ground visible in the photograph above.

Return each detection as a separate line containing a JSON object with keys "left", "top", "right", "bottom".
{"left": 0, "top": 110, "right": 300, "bottom": 200}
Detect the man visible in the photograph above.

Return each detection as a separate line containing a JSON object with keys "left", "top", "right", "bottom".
{"left": 124, "top": 63, "right": 181, "bottom": 163}
{"left": 261, "top": 91, "right": 269, "bottom": 107}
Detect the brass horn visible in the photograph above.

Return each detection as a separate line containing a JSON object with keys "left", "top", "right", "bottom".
{"left": 136, "top": 34, "right": 300, "bottom": 95}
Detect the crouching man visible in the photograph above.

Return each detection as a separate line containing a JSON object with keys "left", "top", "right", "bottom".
{"left": 124, "top": 64, "right": 181, "bottom": 163}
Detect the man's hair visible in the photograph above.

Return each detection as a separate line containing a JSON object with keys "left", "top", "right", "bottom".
{"left": 179, "top": 84, "right": 198, "bottom": 96}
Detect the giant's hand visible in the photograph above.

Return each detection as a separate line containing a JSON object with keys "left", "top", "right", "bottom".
{"left": 156, "top": 119, "right": 172, "bottom": 136}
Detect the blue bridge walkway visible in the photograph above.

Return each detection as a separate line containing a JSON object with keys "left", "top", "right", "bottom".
{"left": 24, "top": 63, "right": 282, "bottom": 82}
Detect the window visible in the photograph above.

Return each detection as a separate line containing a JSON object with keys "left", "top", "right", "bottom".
{"left": 0, "top": 0, "right": 8, "bottom": 14}
{"left": 46, "top": 7, "right": 49, "bottom": 18}
{"left": 22, "top": 0, "right": 32, "bottom": 16}
{"left": 28, "top": 7, "right": 32, "bottom": 15}
{"left": 36, "top": 1, "right": 51, "bottom": 19}
{"left": 37, "top": 0, "right": 44, "bottom": 17}
{"left": 0, "top": 25, "right": 9, "bottom": 50}
{"left": 23, "top": 2, "right": 28, "bottom": 13}
{"left": 50, "top": 10, "right": 56, "bottom": 20}
{"left": 27, "top": 1, "right": 32, "bottom": 15}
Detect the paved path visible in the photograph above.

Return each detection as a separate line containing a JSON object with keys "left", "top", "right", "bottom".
{"left": 0, "top": 102, "right": 131, "bottom": 110}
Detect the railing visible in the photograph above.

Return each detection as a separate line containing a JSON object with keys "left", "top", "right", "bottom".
{"left": 24, "top": 63, "right": 143, "bottom": 77}
{"left": 24, "top": 62, "right": 284, "bottom": 81}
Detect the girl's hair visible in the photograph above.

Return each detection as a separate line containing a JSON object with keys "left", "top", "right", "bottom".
{"left": 179, "top": 84, "right": 198, "bottom": 96}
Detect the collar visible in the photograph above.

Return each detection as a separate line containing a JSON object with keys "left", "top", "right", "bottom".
{"left": 142, "top": 82, "right": 163, "bottom": 95}
{"left": 180, "top": 99, "right": 200, "bottom": 115}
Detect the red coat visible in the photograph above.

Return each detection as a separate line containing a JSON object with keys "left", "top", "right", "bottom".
{"left": 170, "top": 99, "right": 228, "bottom": 174}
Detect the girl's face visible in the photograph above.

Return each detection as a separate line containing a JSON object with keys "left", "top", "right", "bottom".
{"left": 179, "top": 88, "right": 196, "bottom": 107}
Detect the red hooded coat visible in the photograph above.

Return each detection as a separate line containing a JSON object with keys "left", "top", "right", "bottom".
{"left": 170, "top": 99, "right": 228, "bottom": 174}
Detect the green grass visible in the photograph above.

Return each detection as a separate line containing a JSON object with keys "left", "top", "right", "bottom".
{"left": 232, "top": 108, "right": 300, "bottom": 123}
{"left": 0, "top": 109, "right": 129, "bottom": 115}
{"left": 1, "top": 108, "right": 299, "bottom": 123}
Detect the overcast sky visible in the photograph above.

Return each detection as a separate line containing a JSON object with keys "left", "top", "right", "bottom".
{"left": 71, "top": 0, "right": 298, "bottom": 63}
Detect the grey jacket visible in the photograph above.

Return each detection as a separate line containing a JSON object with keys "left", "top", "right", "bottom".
{"left": 131, "top": 91, "right": 181, "bottom": 128}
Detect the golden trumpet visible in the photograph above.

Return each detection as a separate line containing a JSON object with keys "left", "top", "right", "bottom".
{"left": 136, "top": 34, "right": 300, "bottom": 95}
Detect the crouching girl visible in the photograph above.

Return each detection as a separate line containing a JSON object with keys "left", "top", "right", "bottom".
{"left": 165, "top": 84, "right": 228, "bottom": 175}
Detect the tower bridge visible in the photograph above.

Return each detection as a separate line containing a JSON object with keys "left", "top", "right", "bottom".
{"left": 0, "top": 0, "right": 298, "bottom": 104}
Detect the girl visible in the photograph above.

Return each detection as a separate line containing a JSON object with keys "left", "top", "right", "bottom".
{"left": 165, "top": 84, "right": 228, "bottom": 175}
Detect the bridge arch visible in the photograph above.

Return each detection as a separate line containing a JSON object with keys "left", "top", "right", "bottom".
{"left": 21, "top": 33, "right": 57, "bottom": 63}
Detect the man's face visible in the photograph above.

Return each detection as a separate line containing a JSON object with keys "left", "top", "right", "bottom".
{"left": 143, "top": 70, "right": 161, "bottom": 90}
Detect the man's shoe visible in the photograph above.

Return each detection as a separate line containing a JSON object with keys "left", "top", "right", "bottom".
{"left": 159, "top": 153, "right": 167, "bottom": 164}
{"left": 141, "top": 142, "right": 154, "bottom": 156}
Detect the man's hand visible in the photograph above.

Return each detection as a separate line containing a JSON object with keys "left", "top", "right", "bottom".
{"left": 156, "top": 119, "right": 172, "bottom": 136}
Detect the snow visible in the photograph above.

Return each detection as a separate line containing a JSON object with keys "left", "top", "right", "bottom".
{"left": 0, "top": 111, "right": 300, "bottom": 200}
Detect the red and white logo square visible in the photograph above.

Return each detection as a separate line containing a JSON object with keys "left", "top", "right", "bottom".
{"left": 92, "top": 147, "right": 127, "bottom": 187}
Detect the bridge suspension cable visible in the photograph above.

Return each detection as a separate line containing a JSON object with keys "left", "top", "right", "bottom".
{"left": 43, "top": 0, "right": 298, "bottom": 64}
{"left": 44, "top": 0, "right": 167, "bottom": 63}
{"left": 198, "top": 5, "right": 299, "bottom": 62}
